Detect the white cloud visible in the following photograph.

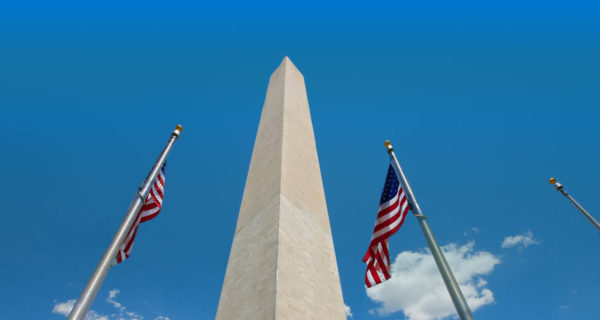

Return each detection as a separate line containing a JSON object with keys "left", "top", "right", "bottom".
{"left": 501, "top": 230, "right": 539, "bottom": 250}
{"left": 366, "top": 241, "right": 500, "bottom": 320}
{"left": 53, "top": 299, "right": 76, "bottom": 316}
{"left": 344, "top": 304, "right": 353, "bottom": 318}
{"left": 53, "top": 289, "right": 156, "bottom": 320}
{"left": 86, "top": 311, "right": 110, "bottom": 320}
{"left": 463, "top": 227, "right": 480, "bottom": 236}
{"left": 106, "top": 289, "right": 125, "bottom": 312}
{"left": 559, "top": 304, "right": 572, "bottom": 310}
{"left": 105, "top": 289, "right": 143, "bottom": 320}
{"left": 52, "top": 300, "right": 109, "bottom": 320}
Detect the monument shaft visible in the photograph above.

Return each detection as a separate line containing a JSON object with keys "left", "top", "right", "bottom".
{"left": 216, "top": 57, "right": 346, "bottom": 319}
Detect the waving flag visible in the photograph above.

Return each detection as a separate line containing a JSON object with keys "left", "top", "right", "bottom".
{"left": 363, "top": 164, "right": 410, "bottom": 287}
{"left": 115, "top": 163, "right": 166, "bottom": 264}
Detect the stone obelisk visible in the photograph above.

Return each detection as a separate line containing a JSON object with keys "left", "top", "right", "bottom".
{"left": 216, "top": 57, "right": 346, "bottom": 319}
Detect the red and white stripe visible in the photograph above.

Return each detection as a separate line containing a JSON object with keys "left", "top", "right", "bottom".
{"left": 363, "top": 186, "right": 410, "bottom": 287}
{"left": 115, "top": 165, "right": 166, "bottom": 264}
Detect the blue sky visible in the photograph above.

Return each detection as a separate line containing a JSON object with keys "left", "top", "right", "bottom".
{"left": 1, "top": 1, "right": 599, "bottom": 319}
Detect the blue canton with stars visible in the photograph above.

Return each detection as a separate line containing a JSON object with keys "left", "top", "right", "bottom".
{"left": 380, "top": 165, "right": 400, "bottom": 205}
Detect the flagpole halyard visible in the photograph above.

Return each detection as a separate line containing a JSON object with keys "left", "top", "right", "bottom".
{"left": 67, "top": 125, "right": 182, "bottom": 320}
{"left": 384, "top": 140, "right": 474, "bottom": 320}
{"left": 549, "top": 177, "right": 600, "bottom": 232}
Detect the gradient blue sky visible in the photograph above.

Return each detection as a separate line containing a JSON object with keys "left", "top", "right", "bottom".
{"left": 1, "top": 1, "right": 599, "bottom": 319}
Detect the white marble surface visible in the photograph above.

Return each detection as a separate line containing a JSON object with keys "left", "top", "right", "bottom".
{"left": 215, "top": 57, "right": 346, "bottom": 320}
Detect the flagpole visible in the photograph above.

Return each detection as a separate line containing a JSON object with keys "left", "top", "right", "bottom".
{"left": 384, "top": 140, "right": 474, "bottom": 320}
{"left": 549, "top": 178, "right": 600, "bottom": 232}
{"left": 67, "top": 125, "right": 182, "bottom": 320}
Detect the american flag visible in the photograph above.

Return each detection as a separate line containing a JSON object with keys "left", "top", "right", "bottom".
{"left": 362, "top": 164, "right": 410, "bottom": 287}
{"left": 115, "top": 163, "right": 166, "bottom": 264}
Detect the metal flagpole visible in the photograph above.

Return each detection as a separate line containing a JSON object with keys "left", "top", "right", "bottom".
{"left": 384, "top": 140, "right": 474, "bottom": 320}
{"left": 549, "top": 177, "right": 600, "bottom": 232}
{"left": 67, "top": 125, "right": 183, "bottom": 320}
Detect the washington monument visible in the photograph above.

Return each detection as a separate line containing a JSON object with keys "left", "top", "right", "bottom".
{"left": 216, "top": 57, "right": 346, "bottom": 319}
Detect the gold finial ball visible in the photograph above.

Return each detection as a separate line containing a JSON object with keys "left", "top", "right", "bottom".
{"left": 384, "top": 140, "right": 392, "bottom": 148}
{"left": 175, "top": 124, "right": 183, "bottom": 132}
{"left": 549, "top": 177, "right": 556, "bottom": 184}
